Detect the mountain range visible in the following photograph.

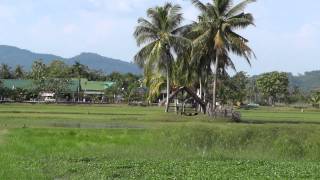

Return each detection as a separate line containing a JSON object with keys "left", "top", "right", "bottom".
{"left": 0, "top": 45, "right": 319, "bottom": 92}
{"left": 0, "top": 45, "right": 141, "bottom": 74}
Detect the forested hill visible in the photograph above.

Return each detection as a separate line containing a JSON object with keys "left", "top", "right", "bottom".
{"left": 0, "top": 45, "right": 141, "bottom": 74}
{"left": 289, "top": 71, "right": 320, "bottom": 92}
{"left": 67, "top": 53, "right": 141, "bottom": 75}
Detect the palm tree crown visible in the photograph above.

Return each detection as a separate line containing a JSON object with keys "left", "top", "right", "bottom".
{"left": 134, "top": 3, "right": 190, "bottom": 112}
{"left": 190, "top": 0, "right": 256, "bottom": 111}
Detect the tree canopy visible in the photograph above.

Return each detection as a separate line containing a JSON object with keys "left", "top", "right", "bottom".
{"left": 256, "top": 71, "right": 289, "bottom": 105}
{"left": 134, "top": 2, "right": 191, "bottom": 112}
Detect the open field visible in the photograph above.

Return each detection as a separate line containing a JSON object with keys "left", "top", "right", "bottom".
{"left": 0, "top": 104, "right": 320, "bottom": 179}
{"left": 240, "top": 106, "right": 320, "bottom": 124}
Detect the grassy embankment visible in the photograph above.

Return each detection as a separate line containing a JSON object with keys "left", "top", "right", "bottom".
{"left": 0, "top": 104, "right": 319, "bottom": 179}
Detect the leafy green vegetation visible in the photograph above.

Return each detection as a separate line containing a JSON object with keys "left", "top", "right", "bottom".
{"left": 0, "top": 104, "right": 320, "bottom": 179}
{"left": 256, "top": 72, "right": 289, "bottom": 105}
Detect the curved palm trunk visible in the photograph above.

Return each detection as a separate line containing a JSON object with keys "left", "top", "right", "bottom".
{"left": 165, "top": 66, "right": 170, "bottom": 113}
{"left": 212, "top": 56, "right": 219, "bottom": 112}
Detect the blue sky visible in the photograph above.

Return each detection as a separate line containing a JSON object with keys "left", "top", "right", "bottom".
{"left": 0, "top": 0, "right": 319, "bottom": 75}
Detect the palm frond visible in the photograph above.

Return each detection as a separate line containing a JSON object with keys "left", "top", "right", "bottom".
{"left": 134, "top": 41, "right": 157, "bottom": 68}
{"left": 171, "top": 23, "right": 194, "bottom": 36}
{"left": 169, "top": 35, "right": 192, "bottom": 56}
{"left": 134, "top": 25, "right": 158, "bottom": 46}
{"left": 146, "top": 7, "right": 162, "bottom": 29}
{"left": 190, "top": 0, "right": 208, "bottom": 13}
{"left": 216, "top": 0, "right": 233, "bottom": 15}
{"left": 227, "top": 13, "right": 255, "bottom": 29}
{"left": 137, "top": 18, "right": 157, "bottom": 30}
{"left": 226, "top": 31, "right": 255, "bottom": 66}
{"left": 226, "top": 0, "right": 256, "bottom": 18}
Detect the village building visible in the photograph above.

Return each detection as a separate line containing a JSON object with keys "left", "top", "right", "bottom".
{"left": 0, "top": 79, "right": 115, "bottom": 103}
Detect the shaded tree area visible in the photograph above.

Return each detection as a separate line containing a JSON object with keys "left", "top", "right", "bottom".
{"left": 14, "top": 65, "right": 25, "bottom": 79}
{"left": 0, "top": 63, "right": 13, "bottom": 79}
{"left": 218, "top": 72, "right": 249, "bottom": 106}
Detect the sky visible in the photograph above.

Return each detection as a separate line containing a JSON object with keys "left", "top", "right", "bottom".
{"left": 0, "top": 0, "right": 319, "bottom": 75}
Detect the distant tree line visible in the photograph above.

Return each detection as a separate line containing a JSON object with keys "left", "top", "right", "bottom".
{"left": 0, "top": 60, "right": 143, "bottom": 102}
{"left": 0, "top": 59, "right": 142, "bottom": 81}
{"left": 0, "top": 60, "right": 142, "bottom": 81}
{"left": 227, "top": 71, "right": 315, "bottom": 107}
{"left": 0, "top": 59, "right": 318, "bottom": 107}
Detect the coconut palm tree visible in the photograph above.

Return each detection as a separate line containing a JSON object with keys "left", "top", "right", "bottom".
{"left": 190, "top": 0, "right": 256, "bottom": 112}
{"left": 134, "top": 3, "right": 191, "bottom": 112}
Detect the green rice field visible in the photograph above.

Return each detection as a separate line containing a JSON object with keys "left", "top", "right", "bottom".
{"left": 0, "top": 104, "right": 320, "bottom": 179}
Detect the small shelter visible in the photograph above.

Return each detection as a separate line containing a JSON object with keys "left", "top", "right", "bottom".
{"left": 160, "top": 86, "right": 207, "bottom": 115}
{"left": 160, "top": 86, "right": 241, "bottom": 121}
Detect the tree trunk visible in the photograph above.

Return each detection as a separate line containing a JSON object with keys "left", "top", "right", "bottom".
{"left": 199, "top": 77, "right": 203, "bottom": 112}
{"left": 199, "top": 77, "right": 202, "bottom": 99}
{"left": 212, "top": 56, "right": 219, "bottom": 112}
{"left": 165, "top": 64, "right": 170, "bottom": 113}
{"left": 204, "top": 87, "right": 206, "bottom": 103}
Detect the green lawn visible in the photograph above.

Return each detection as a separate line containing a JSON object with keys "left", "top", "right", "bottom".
{"left": 0, "top": 104, "right": 320, "bottom": 179}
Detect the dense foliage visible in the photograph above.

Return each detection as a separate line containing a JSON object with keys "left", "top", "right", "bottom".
{"left": 218, "top": 72, "right": 249, "bottom": 105}
{"left": 256, "top": 72, "right": 289, "bottom": 105}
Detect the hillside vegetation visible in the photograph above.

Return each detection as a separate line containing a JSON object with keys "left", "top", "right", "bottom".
{"left": 289, "top": 71, "right": 320, "bottom": 92}
{"left": 0, "top": 45, "right": 141, "bottom": 74}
